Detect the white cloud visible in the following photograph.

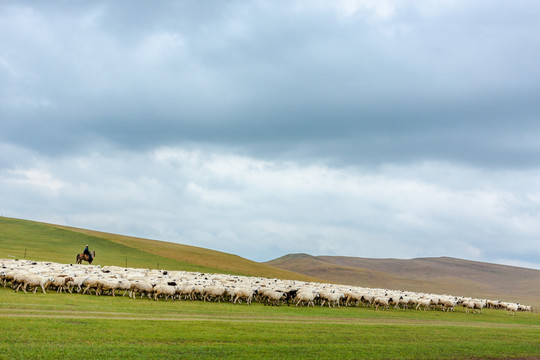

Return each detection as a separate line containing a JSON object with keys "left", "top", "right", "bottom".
{"left": 135, "top": 32, "right": 186, "bottom": 66}
{"left": 2, "top": 146, "right": 540, "bottom": 269}
{"left": 4, "top": 168, "right": 65, "bottom": 192}
{"left": 1, "top": 1, "right": 540, "bottom": 271}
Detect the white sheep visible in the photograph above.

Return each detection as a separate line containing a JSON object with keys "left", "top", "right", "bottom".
{"left": 319, "top": 290, "right": 343, "bottom": 308}
{"left": 506, "top": 303, "right": 519, "bottom": 315}
{"left": 392, "top": 296, "right": 409, "bottom": 309}
{"left": 82, "top": 277, "right": 101, "bottom": 295}
{"left": 373, "top": 296, "right": 393, "bottom": 311}
{"left": 437, "top": 297, "right": 458, "bottom": 312}
{"left": 65, "top": 276, "right": 89, "bottom": 293}
{"left": 16, "top": 274, "right": 55, "bottom": 294}
{"left": 129, "top": 280, "right": 155, "bottom": 299}
{"left": 463, "top": 299, "right": 485, "bottom": 314}
{"left": 202, "top": 285, "right": 228, "bottom": 302}
{"left": 343, "top": 290, "right": 363, "bottom": 307}
{"left": 263, "top": 290, "right": 286, "bottom": 306}
{"left": 50, "top": 276, "right": 74, "bottom": 293}
{"left": 178, "top": 284, "right": 195, "bottom": 300}
{"left": 295, "top": 290, "right": 318, "bottom": 307}
{"left": 153, "top": 284, "right": 177, "bottom": 301}
{"left": 96, "top": 279, "right": 122, "bottom": 297}
{"left": 1, "top": 258, "right": 532, "bottom": 317}
{"left": 232, "top": 287, "right": 255, "bottom": 305}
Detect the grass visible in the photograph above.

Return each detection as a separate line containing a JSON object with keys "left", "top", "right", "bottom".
{"left": 1, "top": 289, "right": 539, "bottom": 360}
{"left": 0, "top": 216, "right": 319, "bottom": 280}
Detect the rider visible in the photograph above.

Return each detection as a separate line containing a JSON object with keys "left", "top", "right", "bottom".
{"left": 83, "top": 244, "right": 93, "bottom": 263}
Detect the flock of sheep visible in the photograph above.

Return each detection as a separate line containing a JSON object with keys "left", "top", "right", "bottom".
{"left": 1, "top": 258, "right": 532, "bottom": 315}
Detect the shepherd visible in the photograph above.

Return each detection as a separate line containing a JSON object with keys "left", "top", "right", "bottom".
{"left": 76, "top": 245, "right": 95, "bottom": 264}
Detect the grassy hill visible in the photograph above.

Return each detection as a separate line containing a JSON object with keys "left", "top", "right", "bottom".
{"left": 0, "top": 216, "right": 319, "bottom": 282}
{"left": 3, "top": 216, "right": 539, "bottom": 308}
{"left": 266, "top": 253, "right": 540, "bottom": 307}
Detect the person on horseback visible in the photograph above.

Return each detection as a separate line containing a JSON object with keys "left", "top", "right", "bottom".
{"left": 83, "top": 244, "right": 93, "bottom": 263}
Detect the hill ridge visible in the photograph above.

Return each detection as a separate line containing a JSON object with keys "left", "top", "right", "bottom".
{"left": 266, "top": 253, "right": 540, "bottom": 307}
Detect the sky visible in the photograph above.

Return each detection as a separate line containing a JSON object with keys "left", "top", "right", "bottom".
{"left": 2, "top": 0, "right": 540, "bottom": 269}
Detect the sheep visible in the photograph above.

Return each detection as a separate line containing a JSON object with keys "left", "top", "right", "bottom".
{"left": 190, "top": 285, "right": 205, "bottom": 301}
{"left": 319, "top": 290, "right": 343, "bottom": 308}
{"left": 415, "top": 298, "right": 434, "bottom": 311}
{"left": 116, "top": 280, "right": 132, "bottom": 297}
{"left": 202, "top": 285, "right": 228, "bottom": 303}
{"left": 50, "top": 276, "right": 74, "bottom": 293}
{"left": 65, "top": 276, "right": 89, "bottom": 293}
{"left": 262, "top": 290, "right": 286, "bottom": 306}
{"left": 10, "top": 272, "right": 27, "bottom": 291}
{"left": 359, "top": 293, "right": 375, "bottom": 307}
{"left": 16, "top": 274, "right": 55, "bottom": 294}
{"left": 373, "top": 296, "right": 393, "bottom": 311}
{"left": 153, "top": 284, "right": 177, "bottom": 301}
{"left": 232, "top": 287, "right": 255, "bottom": 305}
{"left": 129, "top": 280, "right": 155, "bottom": 299}
{"left": 283, "top": 288, "right": 299, "bottom": 306}
{"left": 463, "top": 299, "right": 485, "bottom": 314}
{"left": 0, "top": 271, "right": 7, "bottom": 287}
{"left": 96, "top": 279, "right": 122, "bottom": 297}
{"left": 295, "top": 290, "right": 318, "bottom": 307}
{"left": 343, "top": 290, "right": 363, "bottom": 307}
{"left": 82, "top": 278, "right": 101, "bottom": 295}
{"left": 487, "top": 300, "right": 501, "bottom": 309}
{"left": 257, "top": 287, "right": 277, "bottom": 303}
{"left": 438, "top": 297, "right": 458, "bottom": 312}
{"left": 2, "top": 258, "right": 533, "bottom": 318}
{"left": 393, "top": 295, "right": 411, "bottom": 309}
{"left": 506, "top": 303, "right": 519, "bottom": 315}
{"left": 178, "top": 284, "right": 195, "bottom": 300}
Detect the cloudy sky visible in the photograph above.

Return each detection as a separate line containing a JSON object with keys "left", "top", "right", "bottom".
{"left": 2, "top": 1, "right": 540, "bottom": 269}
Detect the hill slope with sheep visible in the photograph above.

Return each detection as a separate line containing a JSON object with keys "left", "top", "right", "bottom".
{"left": 0, "top": 216, "right": 319, "bottom": 282}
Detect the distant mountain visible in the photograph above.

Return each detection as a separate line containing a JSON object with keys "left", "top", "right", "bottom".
{"left": 265, "top": 254, "right": 540, "bottom": 306}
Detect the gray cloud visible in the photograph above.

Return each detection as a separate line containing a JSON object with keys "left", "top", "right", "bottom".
{"left": 2, "top": 1, "right": 540, "bottom": 166}
{"left": 2, "top": 1, "right": 540, "bottom": 268}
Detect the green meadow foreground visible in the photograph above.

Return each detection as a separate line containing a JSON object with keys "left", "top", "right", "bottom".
{"left": 1, "top": 289, "right": 539, "bottom": 360}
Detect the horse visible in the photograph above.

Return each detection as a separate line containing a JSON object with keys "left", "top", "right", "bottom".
{"left": 76, "top": 250, "right": 95, "bottom": 264}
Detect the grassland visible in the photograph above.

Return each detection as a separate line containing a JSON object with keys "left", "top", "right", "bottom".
{"left": 1, "top": 288, "right": 540, "bottom": 360}
{"left": 2, "top": 217, "right": 540, "bottom": 359}
{"left": 0, "top": 216, "right": 319, "bottom": 281}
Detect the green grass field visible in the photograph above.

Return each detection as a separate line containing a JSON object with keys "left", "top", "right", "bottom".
{"left": 2, "top": 217, "right": 540, "bottom": 359}
{"left": 1, "top": 289, "right": 539, "bottom": 360}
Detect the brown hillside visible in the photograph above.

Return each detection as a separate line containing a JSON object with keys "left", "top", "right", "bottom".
{"left": 266, "top": 254, "right": 540, "bottom": 307}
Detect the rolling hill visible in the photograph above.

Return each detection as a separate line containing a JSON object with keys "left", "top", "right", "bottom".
{"left": 0, "top": 216, "right": 319, "bottom": 282}
{"left": 266, "top": 253, "right": 540, "bottom": 307}
{"left": 3, "top": 216, "right": 539, "bottom": 307}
